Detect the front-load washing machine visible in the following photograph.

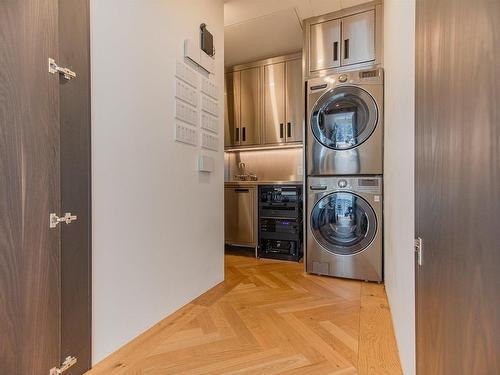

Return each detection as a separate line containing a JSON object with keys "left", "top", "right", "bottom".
{"left": 306, "top": 68, "right": 383, "bottom": 176}
{"left": 306, "top": 176, "right": 382, "bottom": 282}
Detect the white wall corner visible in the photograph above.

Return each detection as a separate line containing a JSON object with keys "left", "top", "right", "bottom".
{"left": 383, "top": 0, "right": 417, "bottom": 374}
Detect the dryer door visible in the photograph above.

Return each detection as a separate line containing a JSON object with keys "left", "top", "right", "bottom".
{"left": 311, "top": 86, "right": 378, "bottom": 150}
{"left": 310, "top": 192, "right": 377, "bottom": 255}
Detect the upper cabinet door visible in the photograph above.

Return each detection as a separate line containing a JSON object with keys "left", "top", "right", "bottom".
{"left": 341, "top": 10, "right": 375, "bottom": 67}
{"left": 263, "top": 62, "right": 286, "bottom": 144}
{"left": 240, "top": 67, "right": 261, "bottom": 146}
{"left": 285, "top": 59, "right": 303, "bottom": 143}
{"left": 309, "top": 19, "right": 341, "bottom": 72}
{"left": 224, "top": 71, "right": 241, "bottom": 147}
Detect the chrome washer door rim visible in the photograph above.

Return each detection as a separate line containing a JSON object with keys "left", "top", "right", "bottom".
{"left": 311, "top": 86, "right": 378, "bottom": 150}
{"left": 310, "top": 191, "right": 378, "bottom": 256}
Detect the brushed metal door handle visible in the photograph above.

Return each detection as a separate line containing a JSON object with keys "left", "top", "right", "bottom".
{"left": 310, "top": 185, "right": 327, "bottom": 191}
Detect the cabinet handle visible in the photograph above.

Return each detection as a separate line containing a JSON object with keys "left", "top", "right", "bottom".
{"left": 333, "top": 41, "right": 339, "bottom": 61}
{"left": 235, "top": 188, "right": 249, "bottom": 193}
{"left": 279, "top": 123, "right": 284, "bottom": 138}
{"left": 287, "top": 122, "right": 292, "bottom": 138}
{"left": 344, "top": 39, "right": 350, "bottom": 59}
{"left": 242, "top": 126, "right": 246, "bottom": 142}
{"left": 236, "top": 128, "right": 240, "bottom": 142}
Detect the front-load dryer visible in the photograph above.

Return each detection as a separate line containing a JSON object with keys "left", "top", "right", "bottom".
{"left": 306, "top": 176, "right": 383, "bottom": 282}
{"left": 306, "top": 68, "right": 383, "bottom": 176}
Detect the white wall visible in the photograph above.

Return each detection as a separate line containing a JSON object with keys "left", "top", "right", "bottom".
{"left": 90, "top": 0, "right": 225, "bottom": 364}
{"left": 383, "top": 1, "right": 416, "bottom": 374}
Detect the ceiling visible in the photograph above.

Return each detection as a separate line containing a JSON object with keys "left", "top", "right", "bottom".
{"left": 224, "top": 0, "right": 371, "bottom": 66}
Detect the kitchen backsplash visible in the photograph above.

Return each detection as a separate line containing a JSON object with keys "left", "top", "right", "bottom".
{"left": 224, "top": 147, "right": 303, "bottom": 182}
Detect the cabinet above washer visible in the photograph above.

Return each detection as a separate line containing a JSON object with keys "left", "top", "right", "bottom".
{"left": 304, "top": 1, "right": 383, "bottom": 79}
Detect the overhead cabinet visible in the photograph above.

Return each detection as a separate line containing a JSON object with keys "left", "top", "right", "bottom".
{"left": 310, "top": 19, "right": 341, "bottom": 71}
{"left": 240, "top": 68, "right": 261, "bottom": 145}
{"left": 308, "top": 9, "right": 376, "bottom": 73}
{"left": 225, "top": 54, "right": 303, "bottom": 149}
{"left": 263, "top": 59, "right": 303, "bottom": 144}
{"left": 224, "top": 71, "right": 240, "bottom": 147}
{"left": 224, "top": 67, "right": 261, "bottom": 147}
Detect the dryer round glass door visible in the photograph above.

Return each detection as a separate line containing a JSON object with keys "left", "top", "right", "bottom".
{"left": 310, "top": 192, "right": 377, "bottom": 255}
{"left": 311, "top": 86, "right": 378, "bottom": 150}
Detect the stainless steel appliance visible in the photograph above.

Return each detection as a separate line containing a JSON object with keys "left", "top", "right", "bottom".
{"left": 224, "top": 185, "right": 257, "bottom": 248}
{"left": 258, "top": 185, "right": 303, "bottom": 261}
{"left": 306, "top": 68, "right": 384, "bottom": 176}
{"left": 306, "top": 176, "right": 382, "bottom": 282}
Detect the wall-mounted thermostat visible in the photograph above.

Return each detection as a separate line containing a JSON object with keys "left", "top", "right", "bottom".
{"left": 200, "top": 24, "right": 215, "bottom": 57}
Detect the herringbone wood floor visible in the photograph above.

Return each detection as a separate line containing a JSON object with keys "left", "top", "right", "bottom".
{"left": 87, "top": 254, "right": 402, "bottom": 374}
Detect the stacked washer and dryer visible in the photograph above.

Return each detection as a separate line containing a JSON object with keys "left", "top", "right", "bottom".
{"left": 300, "top": 2, "right": 384, "bottom": 282}
{"left": 304, "top": 68, "right": 384, "bottom": 282}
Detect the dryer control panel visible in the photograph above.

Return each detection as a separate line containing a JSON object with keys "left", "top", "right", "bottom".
{"left": 308, "top": 176, "right": 382, "bottom": 195}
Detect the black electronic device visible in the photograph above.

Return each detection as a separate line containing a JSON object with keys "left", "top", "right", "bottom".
{"left": 200, "top": 23, "right": 214, "bottom": 57}
{"left": 258, "top": 185, "right": 303, "bottom": 262}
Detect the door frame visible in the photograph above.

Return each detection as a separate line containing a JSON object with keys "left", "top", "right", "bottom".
{"left": 59, "top": 0, "right": 92, "bottom": 373}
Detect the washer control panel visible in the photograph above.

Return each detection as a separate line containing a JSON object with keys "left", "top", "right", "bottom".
{"left": 308, "top": 176, "right": 382, "bottom": 195}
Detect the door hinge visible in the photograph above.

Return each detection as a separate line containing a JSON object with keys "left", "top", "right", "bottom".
{"left": 414, "top": 237, "right": 423, "bottom": 266}
{"left": 49, "top": 356, "right": 77, "bottom": 375}
{"left": 50, "top": 212, "right": 78, "bottom": 228}
{"left": 48, "top": 58, "right": 77, "bottom": 80}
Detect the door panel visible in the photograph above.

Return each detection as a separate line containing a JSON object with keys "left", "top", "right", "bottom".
{"left": 263, "top": 62, "right": 286, "bottom": 144}
{"left": 0, "top": 0, "right": 61, "bottom": 374}
{"left": 309, "top": 19, "right": 341, "bottom": 72}
{"left": 240, "top": 67, "right": 261, "bottom": 145}
{"left": 310, "top": 192, "right": 377, "bottom": 255}
{"left": 310, "top": 86, "right": 378, "bottom": 150}
{"left": 415, "top": 0, "right": 500, "bottom": 373}
{"left": 224, "top": 72, "right": 240, "bottom": 147}
{"left": 224, "top": 187, "right": 255, "bottom": 246}
{"left": 285, "top": 59, "right": 303, "bottom": 143}
{"left": 341, "top": 10, "right": 375, "bottom": 67}
{"left": 58, "top": 0, "right": 92, "bottom": 373}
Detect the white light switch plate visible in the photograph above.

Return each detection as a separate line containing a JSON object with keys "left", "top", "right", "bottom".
{"left": 201, "top": 112, "right": 218, "bottom": 134}
{"left": 175, "top": 61, "right": 198, "bottom": 88}
{"left": 201, "top": 132, "right": 218, "bottom": 151}
{"left": 198, "top": 154, "right": 214, "bottom": 172}
{"left": 201, "top": 95, "right": 218, "bottom": 117}
{"left": 175, "top": 121, "right": 197, "bottom": 146}
{"left": 175, "top": 100, "right": 198, "bottom": 126}
{"left": 201, "top": 77, "right": 218, "bottom": 99}
{"left": 175, "top": 79, "right": 198, "bottom": 107}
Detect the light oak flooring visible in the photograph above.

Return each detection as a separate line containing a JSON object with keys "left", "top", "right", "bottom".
{"left": 87, "top": 253, "right": 402, "bottom": 374}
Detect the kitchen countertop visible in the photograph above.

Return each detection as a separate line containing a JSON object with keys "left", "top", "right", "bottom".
{"left": 224, "top": 180, "right": 303, "bottom": 186}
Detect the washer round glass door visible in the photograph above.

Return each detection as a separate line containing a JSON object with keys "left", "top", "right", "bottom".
{"left": 310, "top": 192, "right": 377, "bottom": 255}
{"left": 311, "top": 86, "right": 378, "bottom": 150}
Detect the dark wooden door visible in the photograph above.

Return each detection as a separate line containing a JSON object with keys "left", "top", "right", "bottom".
{"left": 0, "top": 1, "right": 61, "bottom": 374}
{"left": 0, "top": 1, "right": 91, "bottom": 374}
{"left": 415, "top": 0, "right": 500, "bottom": 374}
